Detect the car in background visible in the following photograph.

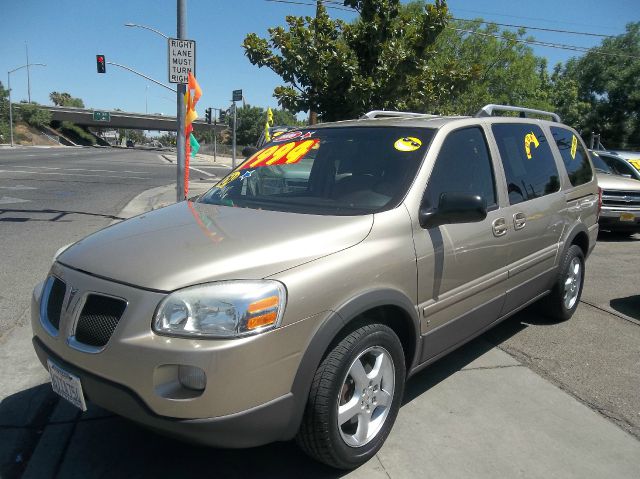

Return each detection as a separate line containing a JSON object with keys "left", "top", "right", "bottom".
{"left": 591, "top": 151, "right": 640, "bottom": 236}
{"left": 592, "top": 150, "right": 640, "bottom": 181}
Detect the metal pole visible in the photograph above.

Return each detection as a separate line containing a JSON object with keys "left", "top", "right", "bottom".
{"left": 232, "top": 102, "right": 237, "bottom": 169}
{"left": 25, "top": 43, "right": 31, "bottom": 103}
{"left": 176, "top": 0, "right": 187, "bottom": 201}
{"left": 8, "top": 72, "right": 14, "bottom": 147}
{"left": 213, "top": 114, "right": 217, "bottom": 162}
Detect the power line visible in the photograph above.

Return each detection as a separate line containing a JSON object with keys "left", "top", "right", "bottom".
{"left": 451, "top": 27, "right": 640, "bottom": 60}
{"left": 452, "top": 17, "right": 615, "bottom": 38}
{"left": 263, "top": 0, "right": 634, "bottom": 59}
{"left": 450, "top": 7, "right": 623, "bottom": 33}
{"left": 264, "top": 0, "right": 355, "bottom": 13}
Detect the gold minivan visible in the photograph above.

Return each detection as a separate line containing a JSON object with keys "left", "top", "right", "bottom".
{"left": 32, "top": 105, "right": 599, "bottom": 469}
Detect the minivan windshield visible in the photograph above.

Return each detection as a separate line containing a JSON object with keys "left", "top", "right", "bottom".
{"left": 199, "top": 127, "right": 434, "bottom": 215}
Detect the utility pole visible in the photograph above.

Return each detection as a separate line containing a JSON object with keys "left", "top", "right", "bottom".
{"left": 213, "top": 109, "right": 218, "bottom": 162}
{"left": 232, "top": 102, "right": 237, "bottom": 168}
{"left": 176, "top": 0, "right": 187, "bottom": 201}
{"left": 25, "top": 43, "right": 31, "bottom": 103}
{"left": 308, "top": 0, "right": 322, "bottom": 125}
{"left": 8, "top": 73, "right": 14, "bottom": 146}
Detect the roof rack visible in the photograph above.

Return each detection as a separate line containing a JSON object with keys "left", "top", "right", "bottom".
{"left": 361, "top": 110, "right": 440, "bottom": 120}
{"left": 475, "top": 104, "right": 561, "bottom": 123}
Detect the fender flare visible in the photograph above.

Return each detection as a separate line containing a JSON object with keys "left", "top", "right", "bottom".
{"left": 281, "top": 288, "right": 420, "bottom": 439}
{"left": 562, "top": 222, "right": 590, "bottom": 260}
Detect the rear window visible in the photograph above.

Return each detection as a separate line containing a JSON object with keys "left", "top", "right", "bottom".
{"left": 492, "top": 124, "right": 561, "bottom": 205}
{"left": 550, "top": 127, "right": 593, "bottom": 186}
{"left": 199, "top": 127, "right": 435, "bottom": 215}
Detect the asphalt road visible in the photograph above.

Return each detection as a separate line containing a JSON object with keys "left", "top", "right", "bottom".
{"left": 0, "top": 146, "right": 226, "bottom": 338}
{"left": 0, "top": 149, "right": 638, "bottom": 477}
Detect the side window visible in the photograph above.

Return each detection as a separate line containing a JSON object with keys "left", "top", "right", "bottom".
{"left": 425, "top": 127, "right": 496, "bottom": 209}
{"left": 550, "top": 127, "right": 593, "bottom": 186}
{"left": 492, "top": 124, "right": 560, "bottom": 205}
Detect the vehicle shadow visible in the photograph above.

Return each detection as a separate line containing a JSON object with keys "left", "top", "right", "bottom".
{"left": 610, "top": 295, "right": 640, "bottom": 320}
{"left": 1, "top": 310, "right": 535, "bottom": 479}
{"left": 597, "top": 231, "right": 639, "bottom": 242}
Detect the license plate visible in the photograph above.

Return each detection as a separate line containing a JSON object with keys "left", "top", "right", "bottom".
{"left": 47, "top": 360, "right": 87, "bottom": 411}
{"left": 619, "top": 212, "right": 635, "bottom": 222}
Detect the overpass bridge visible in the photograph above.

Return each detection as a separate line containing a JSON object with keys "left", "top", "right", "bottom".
{"left": 41, "top": 105, "right": 222, "bottom": 133}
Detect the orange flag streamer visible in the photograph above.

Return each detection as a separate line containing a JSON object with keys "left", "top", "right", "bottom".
{"left": 183, "top": 72, "right": 202, "bottom": 198}
{"left": 188, "top": 71, "right": 202, "bottom": 105}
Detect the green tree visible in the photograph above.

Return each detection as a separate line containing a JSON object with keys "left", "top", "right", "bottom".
{"left": 0, "top": 82, "right": 10, "bottom": 142}
{"left": 272, "top": 108, "right": 304, "bottom": 126}
{"left": 16, "top": 102, "right": 52, "bottom": 129}
{"left": 243, "top": 0, "right": 449, "bottom": 122}
{"left": 49, "top": 91, "right": 85, "bottom": 108}
{"left": 563, "top": 22, "right": 640, "bottom": 148}
{"left": 224, "top": 105, "right": 266, "bottom": 145}
{"left": 418, "top": 18, "right": 554, "bottom": 115}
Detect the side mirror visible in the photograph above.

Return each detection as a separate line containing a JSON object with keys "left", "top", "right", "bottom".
{"left": 419, "top": 192, "right": 487, "bottom": 228}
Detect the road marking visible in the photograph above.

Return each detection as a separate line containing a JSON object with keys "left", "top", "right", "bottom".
{"left": 189, "top": 166, "right": 216, "bottom": 176}
{"left": 0, "top": 196, "right": 30, "bottom": 204}
{"left": 0, "top": 185, "right": 37, "bottom": 190}
{"left": 0, "top": 169, "right": 147, "bottom": 180}
{"left": 11, "top": 165, "right": 149, "bottom": 174}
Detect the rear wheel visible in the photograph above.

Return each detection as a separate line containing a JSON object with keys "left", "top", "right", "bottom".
{"left": 296, "top": 323, "right": 405, "bottom": 469}
{"left": 540, "top": 244, "right": 585, "bottom": 321}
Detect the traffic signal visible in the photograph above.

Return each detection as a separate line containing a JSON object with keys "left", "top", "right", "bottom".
{"left": 96, "top": 55, "right": 106, "bottom": 74}
{"left": 219, "top": 109, "right": 227, "bottom": 122}
{"left": 205, "top": 107, "right": 212, "bottom": 124}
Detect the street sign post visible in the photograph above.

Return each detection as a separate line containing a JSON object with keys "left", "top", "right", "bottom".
{"left": 92, "top": 111, "right": 111, "bottom": 122}
{"left": 232, "top": 89, "right": 242, "bottom": 102}
{"left": 168, "top": 38, "right": 196, "bottom": 84}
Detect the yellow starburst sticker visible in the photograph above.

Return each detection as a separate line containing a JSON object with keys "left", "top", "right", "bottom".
{"left": 524, "top": 131, "right": 540, "bottom": 159}
{"left": 394, "top": 137, "right": 422, "bottom": 152}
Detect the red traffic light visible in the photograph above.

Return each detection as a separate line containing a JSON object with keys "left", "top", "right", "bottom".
{"left": 96, "top": 54, "right": 106, "bottom": 74}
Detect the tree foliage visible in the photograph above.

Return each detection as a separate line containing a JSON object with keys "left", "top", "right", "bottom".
{"left": 222, "top": 105, "right": 303, "bottom": 145}
{"left": 49, "top": 91, "right": 85, "bottom": 108}
{"left": 243, "top": 0, "right": 449, "bottom": 121}
{"left": 420, "top": 19, "right": 554, "bottom": 115}
{"left": 556, "top": 22, "right": 640, "bottom": 148}
{"left": 16, "top": 102, "right": 52, "bottom": 129}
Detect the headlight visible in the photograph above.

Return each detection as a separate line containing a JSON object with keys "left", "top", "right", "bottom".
{"left": 153, "top": 280, "right": 286, "bottom": 338}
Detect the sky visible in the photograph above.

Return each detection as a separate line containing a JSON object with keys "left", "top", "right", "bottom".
{"left": 1, "top": 0, "right": 637, "bottom": 118}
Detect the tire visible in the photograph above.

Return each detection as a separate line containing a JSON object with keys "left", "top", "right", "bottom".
{"left": 296, "top": 323, "right": 405, "bottom": 469}
{"left": 540, "top": 244, "right": 585, "bottom": 321}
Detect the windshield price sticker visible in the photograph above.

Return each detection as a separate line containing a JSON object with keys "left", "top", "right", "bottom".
{"left": 241, "top": 139, "right": 319, "bottom": 169}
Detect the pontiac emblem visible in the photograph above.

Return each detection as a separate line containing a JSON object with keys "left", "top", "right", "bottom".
{"left": 65, "top": 288, "right": 79, "bottom": 312}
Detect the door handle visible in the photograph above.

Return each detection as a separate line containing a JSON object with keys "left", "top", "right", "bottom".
{"left": 492, "top": 218, "right": 508, "bottom": 237}
{"left": 513, "top": 212, "right": 526, "bottom": 230}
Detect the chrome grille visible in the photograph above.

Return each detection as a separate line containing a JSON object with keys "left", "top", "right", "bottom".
{"left": 602, "top": 190, "right": 640, "bottom": 208}
{"left": 74, "top": 294, "right": 127, "bottom": 347}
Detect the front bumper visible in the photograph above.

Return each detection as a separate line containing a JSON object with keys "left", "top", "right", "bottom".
{"left": 32, "top": 337, "right": 296, "bottom": 447}
{"left": 31, "top": 263, "right": 326, "bottom": 447}
{"left": 599, "top": 208, "right": 640, "bottom": 232}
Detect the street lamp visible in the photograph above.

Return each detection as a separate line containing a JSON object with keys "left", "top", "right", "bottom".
{"left": 124, "top": 22, "right": 169, "bottom": 39}
{"left": 7, "top": 62, "right": 46, "bottom": 147}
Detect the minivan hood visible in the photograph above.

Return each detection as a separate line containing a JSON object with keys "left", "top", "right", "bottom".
{"left": 596, "top": 172, "right": 640, "bottom": 191}
{"left": 58, "top": 201, "right": 373, "bottom": 291}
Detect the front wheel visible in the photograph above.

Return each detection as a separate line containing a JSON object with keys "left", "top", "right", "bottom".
{"left": 296, "top": 323, "right": 405, "bottom": 469}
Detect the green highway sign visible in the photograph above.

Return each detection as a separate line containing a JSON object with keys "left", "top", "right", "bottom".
{"left": 93, "top": 111, "right": 111, "bottom": 122}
